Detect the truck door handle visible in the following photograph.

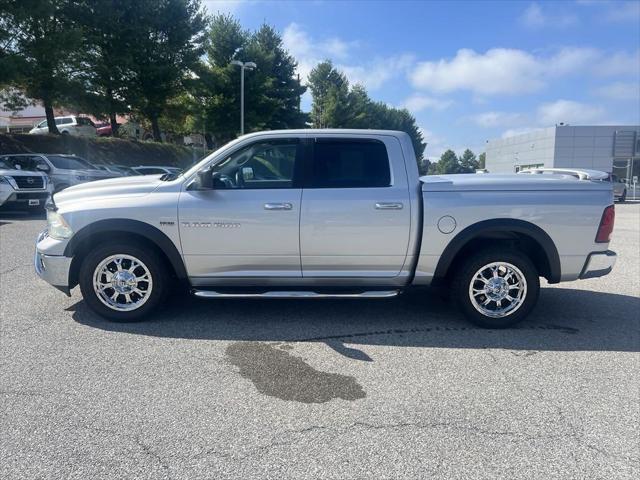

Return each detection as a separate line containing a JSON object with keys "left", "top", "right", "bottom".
{"left": 264, "top": 202, "right": 293, "bottom": 210}
{"left": 375, "top": 202, "right": 404, "bottom": 210}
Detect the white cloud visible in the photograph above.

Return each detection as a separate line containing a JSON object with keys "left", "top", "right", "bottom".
{"left": 536, "top": 100, "right": 605, "bottom": 125}
{"left": 282, "top": 23, "right": 412, "bottom": 91}
{"left": 594, "top": 50, "right": 640, "bottom": 77}
{"left": 469, "top": 111, "right": 529, "bottom": 128}
{"left": 339, "top": 54, "right": 414, "bottom": 91}
{"left": 410, "top": 48, "right": 543, "bottom": 95}
{"left": 604, "top": 1, "right": 640, "bottom": 22}
{"left": 409, "top": 47, "right": 634, "bottom": 96}
{"left": 400, "top": 94, "right": 453, "bottom": 113}
{"left": 594, "top": 82, "right": 640, "bottom": 101}
{"left": 520, "top": 3, "right": 578, "bottom": 28}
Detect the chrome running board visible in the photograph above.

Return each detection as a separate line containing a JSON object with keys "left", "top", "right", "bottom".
{"left": 192, "top": 289, "right": 400, "bottom": 299}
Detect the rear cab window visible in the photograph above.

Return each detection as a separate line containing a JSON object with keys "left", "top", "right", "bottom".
{"left": 308, "top": 138, "right": 391, "bottom": 188}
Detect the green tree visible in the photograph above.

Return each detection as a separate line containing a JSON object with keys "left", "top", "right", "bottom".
{"left": 74, "top": 0, "right": 135, "bottom": 135}
{"left": 459, "top": 148, "right": 479, "bottom": 173}
{"left": 0, "top": 0, "right": 83, "bottom": 134}
{"left": 197, "top": 15, "right": 307, "bottom": 144}
{"left": 429, "top": 149, "right": 460, "bottom": 174}
{"left": 124, "top": 0, "right": 207, "bottom": 141}
{"left": 308, "top": 60, "right": 350, "bottom": 128}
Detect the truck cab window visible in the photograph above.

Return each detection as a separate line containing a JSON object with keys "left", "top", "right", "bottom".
{"left": 310, "top": 139, "right": 391, "bottom": 188}
{"left": 210, "top": 139, "right": 299, "bottom": 189}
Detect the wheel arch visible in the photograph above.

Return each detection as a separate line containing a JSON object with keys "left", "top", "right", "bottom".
{"left": 433, "top": 218, "right": 561, "bottom": 284}
{"left": 65, "top": 219, "right": 187, "bottom": 289}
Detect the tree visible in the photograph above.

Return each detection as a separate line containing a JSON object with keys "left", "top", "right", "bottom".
{"left": 308, "top": 60, "right": 351, "bottom": 128}
{"left": 429, "top": 149, "right": 460, "bottom": 174}
{"left": 74, "top": 0, "right": 135, "bottom": 135}
{"left": 0, "top": 0, "right": 83, "bottom": 134}
{"left": 196, "top": 15, "right": 307, "bottom": 144}
{"left": 459, "top": 148, "right": 479, "bottom": 173}
{"left": 124, "top": 0, "right": 207, "bottom": 141}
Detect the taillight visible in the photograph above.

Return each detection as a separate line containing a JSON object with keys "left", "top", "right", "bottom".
{"left": 595, "top": 205, "right": 615, "bottom": 243}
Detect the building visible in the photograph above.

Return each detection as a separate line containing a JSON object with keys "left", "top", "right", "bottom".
{"left": 485, "top": 125, "right": 640, "bottom": 184}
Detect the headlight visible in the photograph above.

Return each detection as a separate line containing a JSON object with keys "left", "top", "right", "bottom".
{"left": 47, "top": 210, "right": 73, "bottom": 239}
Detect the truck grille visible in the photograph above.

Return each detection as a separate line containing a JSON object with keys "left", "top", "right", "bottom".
{"left": 11, "top": 176, "right": 44, "bottom": 189}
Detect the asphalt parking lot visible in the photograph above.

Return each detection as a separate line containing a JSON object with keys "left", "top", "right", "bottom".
{"left": 1, "top": 204, "right": 639, "bottom": 479}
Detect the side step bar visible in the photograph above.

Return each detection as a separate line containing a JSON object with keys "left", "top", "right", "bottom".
{"left": 192, "top": 289, "right": 400, "bottom": 299}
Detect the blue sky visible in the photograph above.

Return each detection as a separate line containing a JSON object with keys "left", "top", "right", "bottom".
{"left": 205, "top": 0, "right": 640, "bottom": 158}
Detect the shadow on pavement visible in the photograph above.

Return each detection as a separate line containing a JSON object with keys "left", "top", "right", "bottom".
{"left": 70, "top": 286, "right": 640, "bottom": 357}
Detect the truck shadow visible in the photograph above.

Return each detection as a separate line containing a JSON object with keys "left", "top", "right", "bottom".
{"left": 70, "top": 287, "right": 640, "bottom": 358}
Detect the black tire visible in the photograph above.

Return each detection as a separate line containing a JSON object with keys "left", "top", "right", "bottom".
{"left": 79, "top": 242, "right": 168, "bottom": 322}
{"left": 451, "top": 248, "right": 540, "bottom": 328}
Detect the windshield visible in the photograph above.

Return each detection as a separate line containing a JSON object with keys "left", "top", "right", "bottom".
{"left": 47, "top": 155, "right": 95, "bottom": 170}
{"left": 0, "top": 159, "right": 10, "bottom": 169}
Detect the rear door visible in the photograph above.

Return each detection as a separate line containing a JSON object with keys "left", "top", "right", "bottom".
{"left": 299, "top": 136, "right": 411, "bottom": 278}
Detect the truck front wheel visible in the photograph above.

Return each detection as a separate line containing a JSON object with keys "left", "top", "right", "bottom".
{"left": 451, "top": 248, "right": 540, "bottom": 328}
{"left": 79, "top": 243, "right": 168, "bottom": 322}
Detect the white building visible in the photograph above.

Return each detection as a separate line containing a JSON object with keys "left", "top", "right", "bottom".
{"left": 486, "top": 125, "right": 640, "bottom": 183}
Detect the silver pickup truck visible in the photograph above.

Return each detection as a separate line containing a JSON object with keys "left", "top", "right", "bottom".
{"left": 35, "top": 129, "right": 617, "bottom": 328}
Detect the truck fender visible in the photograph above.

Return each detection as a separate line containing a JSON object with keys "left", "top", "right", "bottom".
{"left": 432, "top": 218, "right": 561, "bottom": 284}
{"left": 64, "top": 218, "right": 188, "bottom": 282}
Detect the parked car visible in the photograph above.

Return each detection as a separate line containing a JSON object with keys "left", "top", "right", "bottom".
{"left": 521, "top": 167, "right": 628, "bottom": 203}
{"left": 29, "top": 116, "right": 97, "bottom": 137}
{"left": 0, "top": 154, "right": 121, "bottom": 193}
{"left": 95, "top": 122, "right": 123, "bottom": 137}
{"left": 0, "top": 158, "right": 52, "bottom": 211}
{"left": 132, "top": 166, "right": 182, "bottom": 175}
{"left": 95, "top": 164, "right": 141, "bottom": 176}
{"left": 35, "top": 129, "right": 617, "bottom": 328}
{"left": 608, "top": 174, "right": 627, "bottom": 202}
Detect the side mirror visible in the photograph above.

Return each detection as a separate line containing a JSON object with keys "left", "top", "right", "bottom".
{"left": 196, "top": 167, "right": 214, "bottom": 189}
{"left": 36, "top": 164, "right": 50, "bottom": 173}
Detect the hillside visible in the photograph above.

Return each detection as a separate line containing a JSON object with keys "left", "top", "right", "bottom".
{"left": 0, "top": 134, "right": 203, "bottom": 168}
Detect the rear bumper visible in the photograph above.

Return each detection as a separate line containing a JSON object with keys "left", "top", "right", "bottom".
{"left": 580, "top": 250, "right": 617, "bottom": 279}
{"left": 34, "top": 230, "right": 72, "bottom": 295}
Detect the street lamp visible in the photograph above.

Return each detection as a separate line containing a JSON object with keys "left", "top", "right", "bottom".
{"left": 230, "top": 60, "right": 257, "bottom": 135}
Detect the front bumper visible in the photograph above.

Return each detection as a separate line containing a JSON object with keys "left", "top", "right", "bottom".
{"left": 580, "top": 250, "right": 617, "bottom": 279}
{"left": 0, "top": 190, "right": 50, "bottom": 208}
{"left": 35, "top": 230, "right": 72, "bottom": 295}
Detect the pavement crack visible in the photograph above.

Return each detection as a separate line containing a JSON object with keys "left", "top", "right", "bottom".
{"left": 0, "top": 263, "right": 31, "bottom": 275}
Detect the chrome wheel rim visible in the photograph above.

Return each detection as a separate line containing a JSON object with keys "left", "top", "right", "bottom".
{"left": 469, "top": 262, "right": 527, "bottom": 318}
{"left": 93, "top": 254, "right": 153, "bottom": 311}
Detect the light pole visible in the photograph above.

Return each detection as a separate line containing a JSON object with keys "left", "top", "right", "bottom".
{"left": 230, "top": 60, "right": 256, "bottom": 135}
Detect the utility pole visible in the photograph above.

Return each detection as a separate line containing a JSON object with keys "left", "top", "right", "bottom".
{"left": 230, "top": 60, "right": 257, "bottom": 135}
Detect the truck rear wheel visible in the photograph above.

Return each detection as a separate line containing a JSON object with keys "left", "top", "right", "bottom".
{"left": 451, "top": 248, "right": 540, "bottom": 328}
{"left": 79, "top": 243, "right": 168, "bottom": 322}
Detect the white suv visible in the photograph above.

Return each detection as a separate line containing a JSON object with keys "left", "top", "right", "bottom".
{"left": 29, "top": 116, "right": 97, "bottom": 137}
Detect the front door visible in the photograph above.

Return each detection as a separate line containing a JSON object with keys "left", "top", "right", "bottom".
{"left": 300, "top": 136, "right": 411, "bottom": 278}
{"left": 178, "top": 138, "right": 304, "bottom": 280}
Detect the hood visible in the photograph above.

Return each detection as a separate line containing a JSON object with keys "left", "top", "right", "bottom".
{"left": 420, "top": 174, "right": 612, "bottom": 192}
{"left": 54, "top": 174, "right": 163, "bottom": 206}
